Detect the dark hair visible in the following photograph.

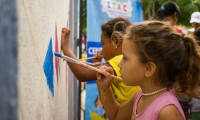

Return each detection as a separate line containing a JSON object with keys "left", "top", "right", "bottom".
{"left": 194, "top": 27, "right": 200, "bottom": 45}
{"left": 101, "top": 17, "right": 132, "bottom": 40}
{"left": 156, "top": 1, "right": 180, "bottom": 21}
{"left": 125, "top": 21, "right": 200, "bottom": 97}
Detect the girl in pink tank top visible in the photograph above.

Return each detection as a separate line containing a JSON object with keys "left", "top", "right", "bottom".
{"left": 96, "top": 21, "right": 200, "bottom": 120}
{"left": 132, "top": 90, "right": 185, "bottom": 120}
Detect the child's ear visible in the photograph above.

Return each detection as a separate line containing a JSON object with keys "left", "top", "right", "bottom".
{"left": 112, "top": 37, "right": 122, "bottom": 48}
{"left": 145, "top": 62, "right": 156, "bottom": 77}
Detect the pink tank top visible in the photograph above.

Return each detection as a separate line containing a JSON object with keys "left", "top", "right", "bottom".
{"left": 132, "top": 90, "right": 186, "bottom": 120}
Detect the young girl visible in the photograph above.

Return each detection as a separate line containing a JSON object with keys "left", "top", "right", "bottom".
{"left": 96, "top": 21, "right": 200, "bottom": 120}
{"left": 156, "top": 1, "right": 180, "bottom": 26}
{"left": 61, "top": 18, "right": 140, "bottom": 107}
{"left": 156, "top": 1, "right": 182, "bottom": 33}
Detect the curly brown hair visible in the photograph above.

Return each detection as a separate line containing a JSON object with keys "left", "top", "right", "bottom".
{"left": 125, "top": 21, "right": 200, "bottom": 97}
{"left": 101, "top": 17, "right": 132, "bottom": 40}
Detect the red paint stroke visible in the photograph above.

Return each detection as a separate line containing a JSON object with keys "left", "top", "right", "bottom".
{"left": 55, "top": 24, "right": 59, "bottom": 83}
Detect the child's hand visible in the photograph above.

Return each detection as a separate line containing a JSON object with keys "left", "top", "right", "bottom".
{"left": 91, "top": 62, "right": 101, "bottom": 67}
{"left": 93, "top": 51, "right": 103, "bottom": 63}
{"left": 61, "top": 28, "right": 70, "bottom": 50}
{"left": 96, "top": 66, "right": 114, "bottom": 90}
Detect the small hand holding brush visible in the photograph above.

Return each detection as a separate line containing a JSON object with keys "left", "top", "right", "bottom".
{"left": 54, "top": 52, "right": 122, "bottom": 81}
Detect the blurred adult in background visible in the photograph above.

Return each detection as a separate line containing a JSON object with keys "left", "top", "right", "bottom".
{"left": 194, "top": 27, "right": 200, "bottom": 42}
{"left": 155, "top": 1, "right": 182, "bottom": 33}
{"left": 188, "top": 12, "right": 200, "bottom": 33}
{"left": 190, "top": 28, "right": 200, "bottom": 120}
{"left": 191, "top": 97, "right": 200, "bottom": 120}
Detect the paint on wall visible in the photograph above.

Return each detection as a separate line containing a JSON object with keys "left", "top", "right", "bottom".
{"left": 17, "top": 0, "right": 70, "bottom": 119}
{"left": 43, "top": 38, "right": 54, "bottom": 97}
{"left": 55, "top": 24, "right": 59, "bottom": 82}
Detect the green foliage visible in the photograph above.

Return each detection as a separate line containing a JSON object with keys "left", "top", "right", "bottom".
{"left": 142, "top": 0, "right": 200, "bottom": 27}
{"left": 82, "top": 0, "right": 87, "bottom": 33}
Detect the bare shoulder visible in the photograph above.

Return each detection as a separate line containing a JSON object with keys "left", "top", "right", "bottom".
{"left": 158, "top": 105, "right": 184, "bottom": 120}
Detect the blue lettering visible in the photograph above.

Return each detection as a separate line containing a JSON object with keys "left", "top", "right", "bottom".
{"left": 88, "top": 47, "right": 102, "bottom": 55}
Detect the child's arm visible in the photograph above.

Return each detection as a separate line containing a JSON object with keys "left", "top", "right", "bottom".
{"left": 61, "top": 28, "right": 100, "bottom": 82}
{"left": 97, "top": 66, "right": 134, "bottom": 120}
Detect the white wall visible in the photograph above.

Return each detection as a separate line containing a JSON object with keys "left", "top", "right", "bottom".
{"left": 17, "top": 0, "right": 70, "bottom": 119}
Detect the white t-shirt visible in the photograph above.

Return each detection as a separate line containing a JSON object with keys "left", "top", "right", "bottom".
{"left": 191, "top": 98, "right": 200, "bottom": 112}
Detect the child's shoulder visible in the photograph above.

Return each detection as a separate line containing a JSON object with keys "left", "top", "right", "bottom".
{"left": 154, "top": 91, "right": 186, "bottom": 119}
{"left": 158, "top": 103, "right": 186, "bottom": 120}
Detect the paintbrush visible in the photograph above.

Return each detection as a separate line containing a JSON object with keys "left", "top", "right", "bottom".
{"left": 78, "top": 60, "right": 95, "bottom": 66}
{"left": 54, "top": 52, "right": 123, "bottom": 81}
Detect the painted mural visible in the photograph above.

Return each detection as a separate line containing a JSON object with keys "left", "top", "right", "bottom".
{"left": 43, "top": 24, "right": 61, "bottom": 97}
{"left": 17, "top": 0, "right": 70, "bottom": 119}
{"left": 43, "top": 38, "right": 54, "bottom": 96}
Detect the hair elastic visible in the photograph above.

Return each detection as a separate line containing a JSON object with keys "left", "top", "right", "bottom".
{"left": 161, "top": 6, "right": 165, "bottom": 11}
{"left": 181, "top": 34, "right": 186, "bottom": 45}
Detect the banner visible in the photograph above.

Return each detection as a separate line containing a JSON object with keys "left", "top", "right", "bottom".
{"left": 86, "top": 0, "right": 143, "bottom": 119}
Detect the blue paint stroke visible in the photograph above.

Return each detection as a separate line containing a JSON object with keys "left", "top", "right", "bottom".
{"left": 43, "top": 38, "right": 54, "bottom": 97}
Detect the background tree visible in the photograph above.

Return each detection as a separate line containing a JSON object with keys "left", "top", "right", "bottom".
{"left": 142, "top": 0, "right": 200, "bottom": 27}
{"left": 82, "top": 0, "right": 86, "bottom": 33}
